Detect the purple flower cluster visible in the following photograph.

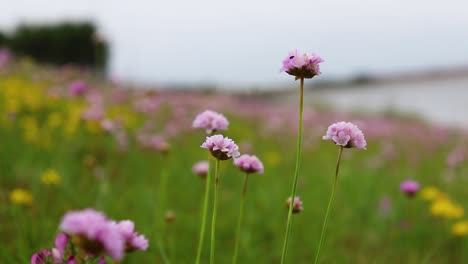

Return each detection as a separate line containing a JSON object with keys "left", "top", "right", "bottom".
{"left": 31, "top": 233, "right": 75, "bottom": 264}
{"left": 201, "top": 134, "right": 240, "bottom": 160}
{"left": 68, "top": 80, "right": 88, "bottom": 97}
{"left": 193, "top": 110, "right": 229, "bottom": 134}
{"left": 400, "top": 180, "right": 420, "bottom": 197}
{"left": 193, "top": 161, "right": 209, "bottom": 178}
{"left": 234, "top": 154, "right": 264, "bottom": 174}
{"left": 322, "top": 121, "right": 367, "bottom": 149}
{"left": 281, "top": 49, "right": 324, "bottom": 79}
{"left": 59, "top": 209, "right": 148, "bottom": 261}
{"left": 286, "top": 196, "right": 304, "bottom": 214}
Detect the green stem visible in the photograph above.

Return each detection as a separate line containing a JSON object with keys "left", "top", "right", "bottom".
{"left": 195, "top": 156, "right": 212, "bottom": 264}
{"left": 280, "top": 77, "right": 305, "bottom": 263}
{"left": 232, "top": 172, "right": 250, "bottom": 264}
{"left": 210, "top": 159, "right": 221, "bottom": 264}
{"left": 314, "top": 146, "right": 344, "bottom": 264}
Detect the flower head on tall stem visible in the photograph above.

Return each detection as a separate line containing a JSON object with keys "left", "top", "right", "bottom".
{"left": 400, "top": 180, "right": 420, "bottom": 198}
{"left": 322, "top": 121, "right": 367, "bottom": 149}
{"left": 234, "top": 154, "right": 264, "bottom": 174}
{"left": 314, "top": 122, "right": 366, "bottom": 264}
{"left": 281, "top": 49, "right": 324, "bottom": 80}
{"left": 201, "top": 134, "right": 240, "bottom": 160}
{"left": 193, "top": 110, "right": 229, "bottom": 134}
{"left": 286, "top": 196, "right": 304, "bottom": 214}
{"left": 193, "top": 161, "right": 209, "bottom": 178}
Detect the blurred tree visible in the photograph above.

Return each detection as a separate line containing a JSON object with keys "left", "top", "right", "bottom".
{"left": 1, "top": 22, "right": 108, "bottom": 71}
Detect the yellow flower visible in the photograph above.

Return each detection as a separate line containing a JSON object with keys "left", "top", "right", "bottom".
{"left": 452, "top": 221, "right": 468, "bottom": 236}
{"left": 430, "top": 198, "right": 464, "bottom": 219}
{"left": 40, "top": 169, "right": 61, "bottom": 185}
{"left": 10, "top": 188, "right": 33, "bottom": 205}
{"left": 47, "top": 112, "right": 63, "bottom": 129}
{"left": 265, "top": 151, "right": 281, "bottom": 167}
{"left": 421, "top": 186, "right": 440, "bottom": 201}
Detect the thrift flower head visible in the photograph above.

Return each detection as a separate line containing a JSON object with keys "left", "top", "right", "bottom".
{"left": 165, "top": 210, "right": 176, "bottom": 223}
{"left": 201, "top": 134, "right": 240, "bottom": 160}
{"left": 286, "top": 196, "right": 303, "bottom": 214}
{"left": 281, "top": 49, "right": 324, "bottom": 79}
{"left": 192, "top": 161, "right": 209, "bottom": 178}
{"left": 60, "top": 209, "right": 125, "bottom": 260}
{"left": 68, "top": 80, "right": 88, "bottom": 96}
{"left": 112, "top": 220, "right": 149, "bottom": 252}
{"left": 192, "top": 110, "right": 229, "bottom": 134}
{"left": 452, "top": 221, "right": 468, "bottom": 236}
{"left": 234, "top": 154, "right": 264, "bottom": 174}
{"left": 400, "top": 180, "right": 420, "bottom": 197}
{"left": 40, "top": 169, "right": 61, "bottom": 185}
{"left": 323, "top": 121, "right": 367, "bottom": 149}
{"left": 10, "top": 188, "right": 33, "bottom": 205}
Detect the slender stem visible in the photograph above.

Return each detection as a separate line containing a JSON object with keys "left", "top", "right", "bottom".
{"left": 210, "top": 159, "right": 221, "bottom": 264}
{"left": 195, "top": 155, "right": 212, "bottom": 264}
{"left": 232, "top": 173, "right": 250, "bottom": 264}
{"left": 314, "top": 146, "right": 344, "bottom": 264}
{"left": 280, "top": 77, "right": 305, "bottom": 263}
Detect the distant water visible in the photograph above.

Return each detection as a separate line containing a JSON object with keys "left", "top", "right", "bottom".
{"left": 301, "top": 77, "right": 468, "bottom": 128}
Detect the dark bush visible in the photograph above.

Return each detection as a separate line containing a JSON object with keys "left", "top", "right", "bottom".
{"left": 1, "top": 22, "right": 108, "bottom": 70}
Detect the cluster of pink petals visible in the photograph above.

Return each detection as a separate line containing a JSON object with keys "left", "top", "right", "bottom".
{"left": 201, "top": 134, "right": 240, "bottom": 160}
{"left": 137, "top": 134, "right": 170, "bottom": 153}
{"left": 111, "top": 220, "right": 149, "bottom": 251}
{"left": 0, "top": 48, "right": 12, "bottom": 68}
{"left": 59, "top": 209, "right": 148, "bottom": 261}
{"left": 234, "top": 154, "right": 264, "bottom": 174}
{"left": 31, "top": 233, "right": 74, "bottom": 264}
{"left": 192, "top": 161, "right": 209, "bottom": 177}
{"left": 192, "top": 110, "right": 229, "bottom": 134}
{"left": 322, "top": 121, "right": 367, "bottom": 149}
{"left": 286, "top": 196, "right": 304, "bottom": 213}
{"left": 68, "top": 80, "right": 88, "bottom": 96}
{"left": 446, "top": 147, "right": 466, "bottom": 168}
{"left": 281, "top": 49, "right": 324, "bottom": 79}
{"left": 400, "top": 180, "right": 420, "bottom": 197}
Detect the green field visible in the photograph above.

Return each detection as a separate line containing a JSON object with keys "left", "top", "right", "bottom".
{"left": 1, "top": 62, "right": 467, "bottom": 263}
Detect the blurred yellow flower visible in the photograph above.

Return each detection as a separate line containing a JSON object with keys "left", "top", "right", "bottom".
{"left": 10, "top": 188, "right": 33, "bottom": 205}
{"left": 40, "top": 169, "right": 61, "bottom": 185}
{"left": 430, "top": 198, "right": 464, "bottom": 219}
{"left": 266, "top": 151, "right": 281, "bottom": 167}
{"left": 421, "top": 186, "right": 440, "bottom": 201}
{"left": 452, "top": 221, "right": 468, "bottom": 236}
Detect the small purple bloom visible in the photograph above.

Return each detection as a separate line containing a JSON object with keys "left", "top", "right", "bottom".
{"left": 59, "top": 209, "right": 125, "bottom": 260}
{"left": 323, "top": 121, "right": 367, "bottom": 149}
{"left": 192, "top": 110, "right": 229, "bottom": 134}
{"left": 281, "top": 49, "right": 324, "bottom": 79}
{"left": 234, "top": 154, "right": 264, "bottom": 174}
{"left": 112, "top": 220, "right": 149, "bottom": 252}
{"left": 400, "top": 180, "right": 420, "bottom": 197}
{"left": 201, "top": 134, "right": 240, "bottom": 160}
{"left": 192, "top": 161, "right": 209, "bottom": 178}
{"left": 286, "top": 196, "right": 303, "bottom": 213}
{"left": 68, "top": 80, "right": 88, "bottom": 96}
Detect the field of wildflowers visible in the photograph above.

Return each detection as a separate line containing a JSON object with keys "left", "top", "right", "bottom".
{"left": 1, "top": 50, "right": 467, "bottom": 263}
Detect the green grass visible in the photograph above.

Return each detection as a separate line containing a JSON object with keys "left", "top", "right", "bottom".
{"left": 0, "top": 70, "right": 467, "bottom": 263}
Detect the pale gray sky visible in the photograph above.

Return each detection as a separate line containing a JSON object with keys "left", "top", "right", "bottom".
{"left": 2, "top": 0, "right": 468, "bottom": 86}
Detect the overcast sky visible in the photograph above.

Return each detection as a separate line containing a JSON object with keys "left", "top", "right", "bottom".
{"left": 2, "top": 0, "right": 468, "bottom": 86}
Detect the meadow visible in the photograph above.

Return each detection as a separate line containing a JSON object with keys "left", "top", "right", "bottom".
{"left": 1, "top": 58, "right": 467, "bottom": 263}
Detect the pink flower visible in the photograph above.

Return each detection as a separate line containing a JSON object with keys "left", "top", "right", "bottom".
{"left": 281, "top": 49, "right": 324, "bottom": 79}
{"left": 112, "top": 220, "right": 149, "bottom": 252}
{"left": 234, "top": 154, "right": 264, "bottom": 174}
{"left": 59, "top": 209, "right": 125, "bottom": 260}
{"left": 0, "top": 48, "right": 12, "bottom": 68}
{"left": 201, "top": 134, "right": 240, "bottom": 160}
{"left": 192, "top": 161, "right": 209, "bottom": 178}
{"left": 192, "top": 110, "right": 229, "bottom": 134}
{"left": 68, "top": 81, "right": 88, "bottom": 96}
{"left": 286, "top": 196, "right": 303, "bottom": 213}
{"left": 322, "top": 121, "right": 367, "bottom": 149}
{"left": 400, "top": 180, "right": 420, "bottom": 197}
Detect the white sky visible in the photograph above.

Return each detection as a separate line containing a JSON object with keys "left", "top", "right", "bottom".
{"left": 2, "top": 0, "right": 468, "bottom": 86}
